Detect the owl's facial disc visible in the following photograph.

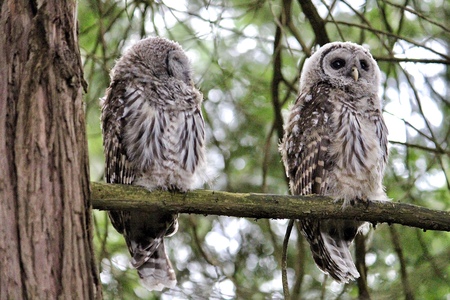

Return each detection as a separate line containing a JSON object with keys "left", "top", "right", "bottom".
{"left": 321, "top": 48, "right": 375, "bottom": 89}
{"left": 328, "top": 55, "right": 367, "bottom": 79}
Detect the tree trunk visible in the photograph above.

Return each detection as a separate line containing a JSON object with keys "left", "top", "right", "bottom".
{"left": 0, "top": 1, "right": 101, "bottom": 299}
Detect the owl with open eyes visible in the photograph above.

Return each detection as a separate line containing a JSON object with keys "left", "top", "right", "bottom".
{"left": 101, "top": 37, "right": 206, "bottom": 291}
{"left": 279, "top": 42, "right": 389, "bottom": 283}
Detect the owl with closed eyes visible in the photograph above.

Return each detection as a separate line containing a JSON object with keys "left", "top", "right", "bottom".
{"left": 101, "top": 37, "right": 206, "bottom": 291}
{"left": 279, "top": 42, "right": 389, "bottom": 283}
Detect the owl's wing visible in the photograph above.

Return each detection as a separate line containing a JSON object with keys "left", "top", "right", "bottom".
{"left": 178, "top": 107, "right": 205, "bottom": 174}
{"left": 101, "top": 80, "right": 137, "bottom": 233}
{"left": 281, "top": 85, "right": 360, "bottom": 282}
{"left": 282, "top": 85, "right": 332, "bottom": 196}
{"left": 374, "top": 111, "right": 389, "bottom": 168}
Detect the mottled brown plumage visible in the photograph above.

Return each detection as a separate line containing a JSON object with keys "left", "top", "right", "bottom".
{"left": 101, "top": 37, "right": 206, "bottom": 291}
{"left": 280, "top": 42, "right": 388, "bottom": 283}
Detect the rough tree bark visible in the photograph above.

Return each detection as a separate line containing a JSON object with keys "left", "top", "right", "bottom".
{"left": 0, "top": 1, "right": 101, "bottom": 299}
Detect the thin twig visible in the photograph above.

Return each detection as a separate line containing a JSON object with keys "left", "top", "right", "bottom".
{"left": 389, "top": 226, "right": 415, "bottom": 300}
{"left": 355, "top": 234, "right": 371, "bottom": 300}
{"left": 291, "top": 222, "right": 305, "bottom": 299}
{"left": 331, "top": 21, "right": 450, "bottom": 61}
{"left": 388, "top": 141, "right": 449, "bottom": 155}
{"left": 282, "top": 219, "right": 295, "bottom": 300}
{"left": 373, "top": 56, "right": 450, "bottom": 64}
{"left": 384, "top": 0, "right": 450, "bottom": 32}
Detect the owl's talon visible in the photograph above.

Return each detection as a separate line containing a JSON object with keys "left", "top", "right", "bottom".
{"left": 354, "top": 197, "right": 370, "bottom": 209}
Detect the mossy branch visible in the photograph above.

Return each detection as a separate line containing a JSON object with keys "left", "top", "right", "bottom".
{"left": 90, "top": 182, "right": 450, "bottom": 232}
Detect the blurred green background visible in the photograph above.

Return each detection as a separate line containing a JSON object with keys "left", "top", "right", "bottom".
{"left": 79, "top": 0, "right": 450, "bottom": 299}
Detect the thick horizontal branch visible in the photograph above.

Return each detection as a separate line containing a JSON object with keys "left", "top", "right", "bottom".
{"left": 90, "top": 182, "right": 450, "bottom": 232}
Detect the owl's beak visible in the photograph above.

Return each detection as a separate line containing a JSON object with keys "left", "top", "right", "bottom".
{"left": 351, "top": 66, "right": 359, "bottom": 81}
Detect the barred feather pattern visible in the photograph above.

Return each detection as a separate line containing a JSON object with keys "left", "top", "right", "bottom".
{"left": 280, "top": 42, "right": 388, "bottom": 283}
{"left": 101, "top": 37, "right": 206, "bottom": 291}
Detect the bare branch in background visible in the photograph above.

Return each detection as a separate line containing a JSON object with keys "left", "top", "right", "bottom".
{"left": 390, "top": 226, "right": 415, "bottom": 300}
{"left": 297, "top": 0, "right": 330, "bottom": 46}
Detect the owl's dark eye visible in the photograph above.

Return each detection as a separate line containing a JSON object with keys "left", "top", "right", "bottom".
{"left": 360, "top": 60, "right": 369, "bottom": 71}
{"left": 330, "top": 58, "right": 346, "bottom": 70}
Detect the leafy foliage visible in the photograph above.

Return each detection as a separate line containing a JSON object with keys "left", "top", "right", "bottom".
{"left": 79, "top": 0, "right": 450, "bottom": 298}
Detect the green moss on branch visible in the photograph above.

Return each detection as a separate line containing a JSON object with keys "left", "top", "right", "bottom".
{"left": 90, "top": 182, "right": 450, "bottom": 232}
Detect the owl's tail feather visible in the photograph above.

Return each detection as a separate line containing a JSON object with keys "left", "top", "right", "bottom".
{"left": 317, "top": 232, "right": 360, "bottom": 282}
{"left": 131, "top": 239, "right": 177, "bottom": 291}
{"left": 302, "top": 220, "right": 360, "bottom": 283}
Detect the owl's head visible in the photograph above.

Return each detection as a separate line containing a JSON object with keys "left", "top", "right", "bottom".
{"left": 300, "top": 42, "right": 381, "bottom": 96}
{"left": 112, "top": 37, "right": 193, "bottom": 86}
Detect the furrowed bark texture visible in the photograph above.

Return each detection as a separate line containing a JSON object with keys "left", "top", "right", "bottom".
{"left": 0, "top": 1, "right": 101, "bottom": 299}
{"left": 91, "top": 182, "right": 450, "bottom": 232}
